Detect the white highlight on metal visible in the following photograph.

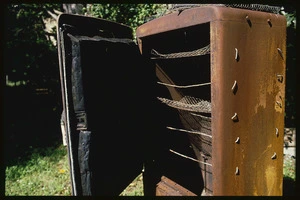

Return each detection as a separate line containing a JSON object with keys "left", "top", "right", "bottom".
{"left": 190, "top": 113, "right": 211, "bottom": 121}
{"left": 231, "top": 80, "right": 238, "bottom": 92}
{"left": 271, "top": 152, "right": 277, "bottom": 159}
{"left": 58, "top": 30, "right": 77, "bottom": 195}
{"left": 231, "top": 113, "right": 238, "bottom": 121}
{"left": 276, "top": 101, "right": 282, "bottom": 108}
{"left": 275, "top": 128, "right": 279, "bottom": 137}
{"left": 169, "top": 149, "right": 212, "bottom": 166}
{"left": 276, "top": 74, "right": 284, "bottom": 82}
{"left": 235, "top": 167, "right": 240, "bottom": 175}
{"left": 277, "top": 48, "right": 283, "bottom": 58}
{"left": 167, "top": 126, "right": 212, "bottom": 138}
{"left": 157, "top": 81, "right": 211, "bottom": 88}
{"left": 235, "top": 48, "right": 239, "bottom": 60}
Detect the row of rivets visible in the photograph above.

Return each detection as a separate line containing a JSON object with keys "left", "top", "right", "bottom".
{"left": 272, "top": 128, "right": 279, "bottom": 159}
{"left": 245, "top": 15, "right": 273, "bottom": 27}
{"left": 233, "top": 47, "right": 240, "bottom": 176}
{"left": 271, "top": 44, "right": 285, "bottom": 160}
{"left": 234, "top": 47, "right": 284, "bottom": 64}
{"left": 276, "top": 61, "right": 283, "bottom": 156}
{"left": 232, "top": 50, "right": 239, "bottom": 152}
{"left": 233, "top": 16, "right": 282, "bottom": 176}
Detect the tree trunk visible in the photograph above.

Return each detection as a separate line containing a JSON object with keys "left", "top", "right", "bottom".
{"left": 63, "top": 4, "right": 84, "bottom": 14}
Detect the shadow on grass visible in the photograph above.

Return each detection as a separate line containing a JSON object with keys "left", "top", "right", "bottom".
{"left": 4, "top": 85, "right": 63, "bottom": 167}
{"left": 283, "top": 177, "right": 296, "bottom": 196}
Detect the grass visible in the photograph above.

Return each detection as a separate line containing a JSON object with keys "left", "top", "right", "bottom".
{"left": 283, "top": 155, "right": 296, "bottom": 181}
{"left": 5, "top": 144, "right": 71, "bottom": 196}
{"left": 5, "top": 144, "right": 296, "bottom": 196}
{"left": 120, "top": 173, "right": 144, "bottom": 196}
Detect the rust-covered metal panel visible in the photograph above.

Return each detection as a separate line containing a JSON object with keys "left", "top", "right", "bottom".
{"left": 136, "top": 5, "right": 286, "bottom": 196}
{"left": 210, "top": 8, "right": 286, "bottom": 196}
{"left": 156, "top": 176, "right": 197, "bottom": 196}
{"left": 136, "top": 6, "right": 217, "bottom": 39}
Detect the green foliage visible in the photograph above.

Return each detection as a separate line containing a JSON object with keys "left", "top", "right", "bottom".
{"left": 85, "top": 4, "right": 167, "bottom": 35}
{"left": 5, "top": 4, "right": 62, "bottom": 87}
{"left": 283, "top": 156, "right": 296, "bottom": 181}
{"left": 6, "top": 4, "right": 60, "bottom": 47}
{"left": 281, "top": 7, "right": 296, "bottom": 29}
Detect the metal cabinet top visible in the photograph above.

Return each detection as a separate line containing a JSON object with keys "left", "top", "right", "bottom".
{"left": 136, "top": 5, "right": 286, "bottom": 38}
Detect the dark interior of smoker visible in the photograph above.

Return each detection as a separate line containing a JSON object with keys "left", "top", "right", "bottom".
{"left": 63, "top": 29, "right": 154, "bottom": 195}
{"left": 79, "top": 39, "right": 147, "bottom": 195}
{"left": 141, "top": 23, "right": 213, "bottom": 195}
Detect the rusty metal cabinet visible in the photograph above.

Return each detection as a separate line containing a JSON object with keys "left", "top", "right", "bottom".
{"left": 136, "top": 5, "right": 286, "bottom": 196}
{"left": 58, "top": 5, "right": 286, "bottom": 196}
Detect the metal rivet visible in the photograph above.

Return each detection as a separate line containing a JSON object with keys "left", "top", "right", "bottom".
{"left": 271, "top": 152, "right": 277, "bottom": 159}
{"left": 276, "top": 101, "right": 282, "bottom": 108}
{"left": 235, "top": 167, "right": 240, "bottom": 175}
{"left": 275, "top": 128, "right": 279, "bottom": 137}
{"left": 235, "top": 48, "right": 239, "bottom": 61}
{"left": 235, "top": 137, "right": 240, "bottom": 144}
{"left": 231, "top": 80, "right": 238, "bottom": 94}
{"left": 246, "top": 15, "right": 252, "bottom": 27}
{"left": 231, "top": 113, "right": 239, "bottom": 122}
{"left": 277, "top": 48, "right": 284, "bottom": 59}
{"left": 267, "top": 19, "right": 272, "bottom": 27}
{"left": 277, "top": 74, "right": 284, "bottom": 83}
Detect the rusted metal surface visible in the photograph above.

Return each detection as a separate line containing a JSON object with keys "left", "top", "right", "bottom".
{"left": 210, "top": 8, "right": 286, "bottom": 195}
{"left": 136, "top": 5, "right": 286, "bottom": 196}
{"left": 57, "top": 5, "right": 286, "bottom": 197}
{"left": 156, "top": 176, "right": 197, "bottom": 196}
{"left": 137, "top": 6, "right": 221, "bottom": 41}
{"left": 138, "top": 6, "right": 213, "bottom": 196}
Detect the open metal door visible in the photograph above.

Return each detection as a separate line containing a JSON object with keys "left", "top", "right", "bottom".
{"left": 57, "top": 14, "right": 151, "bottom": 196}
